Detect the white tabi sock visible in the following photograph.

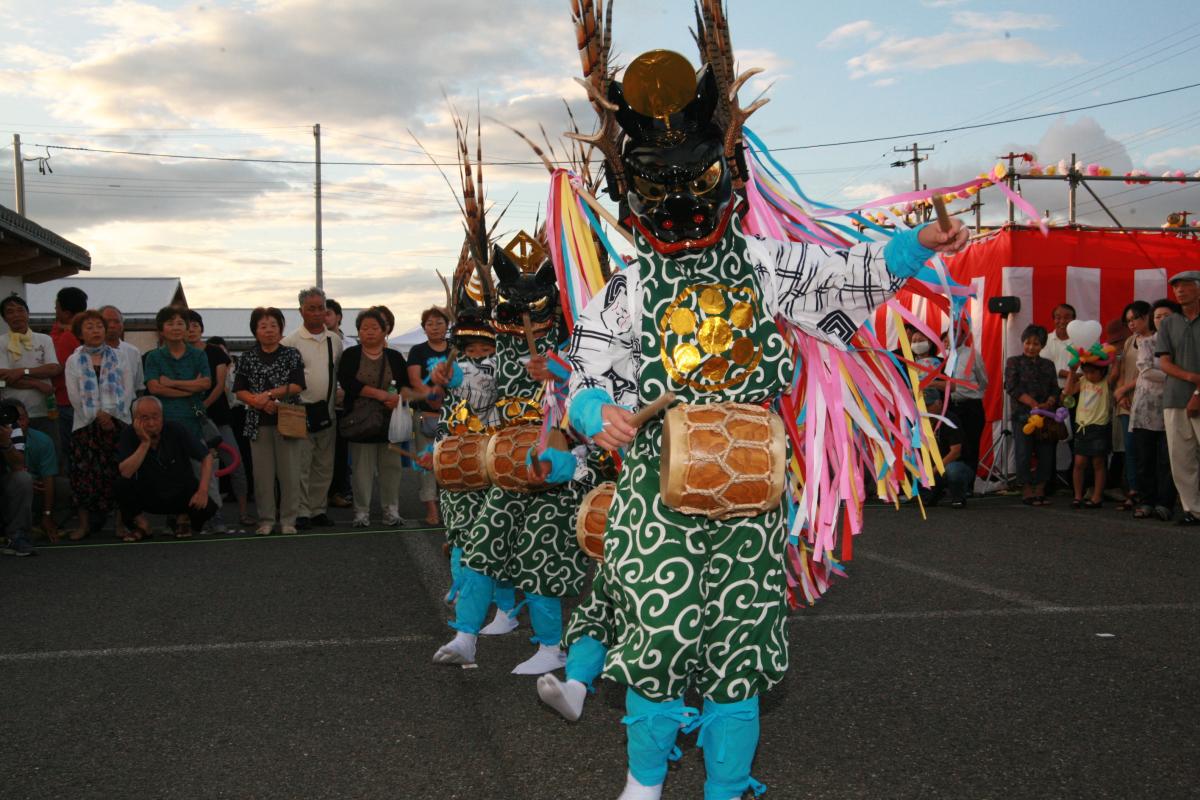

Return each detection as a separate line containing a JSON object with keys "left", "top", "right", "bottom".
{"left": 536, "top": 674, "right": 587, "bottom": 722}
{"left": 479, "top": 608, "right": 519, "bottom": 635}
{"left": 431, "top": 632, "right": 477, "bottom": 665}
{"left": 510, "top": 644, "right": 566, "bottom": 675}
{"left": 616, "top": 770, "right": 663, "bottom": 800}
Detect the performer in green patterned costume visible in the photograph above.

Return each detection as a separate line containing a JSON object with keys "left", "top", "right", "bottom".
{"left": 421, "top": 309, "right": 516, "bottom": 625}
{"left": 561, "top": 34, "right": 969, "bottom": 799}
{"left": 432, "top": 239, "right": 601, "bottom": 675}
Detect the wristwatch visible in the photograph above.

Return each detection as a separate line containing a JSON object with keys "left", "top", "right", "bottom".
{"left": 22, "top": 368, "right": 29, "bottom": 376}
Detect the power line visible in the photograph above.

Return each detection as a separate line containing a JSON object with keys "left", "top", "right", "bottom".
{"left": 771, "top": 82, "right": 1200, "bottom": 152}
{"left": 23, "top": 81, "right": 1200, "bottom": 167}
{"left": 949, "top": 25, "right": 1200, "bottom": 130}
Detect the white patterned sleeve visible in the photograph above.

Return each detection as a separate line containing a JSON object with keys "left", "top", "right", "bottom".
{"left": 566, "top": 269, "right": 638, "bottom": 406}
{"left": 747, "top": 235, "right": 904, "bottom": 346}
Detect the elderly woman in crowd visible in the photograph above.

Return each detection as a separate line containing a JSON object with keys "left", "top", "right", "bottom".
{"left": 338, "top": 307, "right": 410, "bottom": 528}
{"left": 406, "top": 306, "right": 450, "bottom": 525}
{"left": 1006, "top": 324, "right": 1060, "bottom": 506}
{"left": 233, "top": 307, "right": 305, "bottom": 536}
{"left": 64, "top": 309, "right": 137, "bottom": 540}
{"left": 1128, "top": 299, "right": 1181, "bottom": 520}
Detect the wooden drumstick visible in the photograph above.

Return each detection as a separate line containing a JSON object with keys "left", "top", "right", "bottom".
{"left": 520, "top": 311, "right": 539, "bottom": 356}
{"left": 931, "top": 196, "right": 953, "bottom": 233}
{"left": 629, "top": 392, "right": 677, "bottom": 428}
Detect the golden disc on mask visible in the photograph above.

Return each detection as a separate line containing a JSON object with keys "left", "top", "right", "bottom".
{"left": 455, "top": 406, "right": 470, "bottom": 422}
{"left": 669, "top": 307, "right": 697, "bottom": 336}
{"left": 673, "top": 343, "right": 702, "bottom": 373}
{"left": 701, "top": 356, "right": 729, "bottom": 381}
{"left": 622, "top": 50, "right": 697, "bottom": 120}
{"left": 698, "top": 316, "right": 732, "bottom": 355}
{"left": 730, "top": 301, "right": 754, "bottom": 329}
{"left": 698, "top": 287, "right": 726, "bottom": 315}
{"left": 467, "top": 417, "right": 483, "bottom": 433}
{"left": 506, "top": 401, "right": 524, "bottom": 419}
{"left": 731, "top": 337, "right": 755, "bottom": 365}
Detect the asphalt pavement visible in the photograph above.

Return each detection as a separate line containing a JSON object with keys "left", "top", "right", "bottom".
{"left": 2, "top": 488, "right": 1198, "bottom": 800}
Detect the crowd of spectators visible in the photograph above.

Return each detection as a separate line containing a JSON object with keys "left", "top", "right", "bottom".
{"left": 1003, "top": 277, "right": 1200, "bottom": 522}
{"left": 0, "top": 285, "right": 450, "bottom": 556}
{"left": 7, "top": 274, "right": 1199, "bottom": 557}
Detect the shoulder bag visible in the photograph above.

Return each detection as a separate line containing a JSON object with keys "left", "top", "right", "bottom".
{"left": 338, "top": 353, "right": 390, "bottom": 443}
{"left": 304, "top": 337, "right": 335, "bottom": 432}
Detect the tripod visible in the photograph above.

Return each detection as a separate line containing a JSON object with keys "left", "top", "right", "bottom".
{"left": 978, "top": 311, "right": 1014, "bottom": 490}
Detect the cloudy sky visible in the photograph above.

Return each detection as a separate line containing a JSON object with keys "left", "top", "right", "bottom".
{"left": 1, "top": 0, "right": 1198, "bottom": 324}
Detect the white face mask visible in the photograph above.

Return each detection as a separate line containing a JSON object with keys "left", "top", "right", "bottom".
{"left": 911, "top": 340, "right": 931, "bottom": 355}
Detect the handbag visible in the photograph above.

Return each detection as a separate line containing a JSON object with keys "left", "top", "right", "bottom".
{"left": 1037, "top": 418, "right": 1069, "bottom": 442}
{"left": 338, "top": 352, "right": 391, "bottom": 443}
{"left": 305, "top": 338, "right": 336, "bottom": 432}
{"left": 276, "top": 403, "right": 308, "bottom": 439}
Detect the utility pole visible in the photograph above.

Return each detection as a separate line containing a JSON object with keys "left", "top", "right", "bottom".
{"left": 1067, "top": 151, "right": 1078, "bottom": 226}
{"left": 996, "top": 152, "right": 1025, "bottom": 224}
{"left": 891, "top": 142, "right": 935, "bottom": 191}
{"left": 12, "top": 133, "right": 25, "bottom": 216}
{"left": 313, "top": 123, "right": 323, "bottom": 289}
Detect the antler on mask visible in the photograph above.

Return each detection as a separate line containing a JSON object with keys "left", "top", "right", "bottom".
{"left": 567, "top": 0, "right": 627, "bottom": 201}
{"left": 691, "top": 0, "right": 769, "bottom": 188}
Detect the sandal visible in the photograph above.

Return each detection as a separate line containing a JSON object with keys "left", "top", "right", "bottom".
{"left": 1033, "top": 496, "right": 1049, "bottom": 506}
{"left": 1022, "top": 497, "right": 1038, "bottom": 506}
{"left": 1132, "top": 506, "right": 1151, "bottom": 519}
{"left": 1071, "top": 499, "right": 1082, "bottom": 509}
{"left": 1082, "top": 499, "right": 1102, "bottom": 509}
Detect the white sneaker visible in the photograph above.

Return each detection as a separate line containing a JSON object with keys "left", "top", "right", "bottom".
{"left": 536, "top": 674, "right": 587, "bottom": 722}
{"left": 351, "top": 513, "right": 370, "bottom": 528}
{"left": 616, "top": 771, "right": 663, "bottom": 800}
{"left": 381, "top": 506, "right": 401, "bottom": 526}
{"left": 280, "top": 524, "right": 298, "bottom": 535}
{"left": 255, "top": 523, "right": 273, "bottom": 536}
{"left": 479, "top": 608, "right": 519, "bottom": 635}
{"left": 511, "top": 644, "right": 566, "bottom": 675}
{"left": 432, "top": 632, "right": 477, "bottom": 665}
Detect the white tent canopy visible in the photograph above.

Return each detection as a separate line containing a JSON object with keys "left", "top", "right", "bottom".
{"left": 388, "top": 325, "right": 427, "bottom": 357}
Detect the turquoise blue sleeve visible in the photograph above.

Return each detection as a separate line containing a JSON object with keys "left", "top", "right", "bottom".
{"left": 569, "top": 387, "right": 614, "bottom": 438}
{"left": 526, "top": 447, "right": 577, "bottom": 484}
{"left": 882, "top": 223, "right": 936, "bottom": 279}
{"left": 447, "top": 362, "right": 463, "bottom": 389}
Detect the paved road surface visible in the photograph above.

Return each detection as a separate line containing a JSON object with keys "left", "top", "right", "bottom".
{"left": 2, "top": 494, "right": 1198, "bottom": 799}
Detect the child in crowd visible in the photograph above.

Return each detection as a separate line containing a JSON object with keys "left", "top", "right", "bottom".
{"left": 1066, "top": 360, "right": 1113, "bottom": 508}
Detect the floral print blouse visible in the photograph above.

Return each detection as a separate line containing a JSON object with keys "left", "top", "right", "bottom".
{"left": 1004, "top": 354, "right": 1058, "bottom": 414}
{"left": 232, "top": 344, "right": 306, "bottom": 441}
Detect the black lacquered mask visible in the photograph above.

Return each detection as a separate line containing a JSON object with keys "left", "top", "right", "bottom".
{"left": 490, "top": 243, "right": 559, "bottom": 333}
{"left": 609, "top": 51, "right": 736, "bottom": 256}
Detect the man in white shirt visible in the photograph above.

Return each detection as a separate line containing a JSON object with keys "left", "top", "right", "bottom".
{"left": 0, "top": 295, "right": 62, "bottom": 450}
{"left": 1040, "top": 303, "right": 1076, "bottom": 389}
{"left": 100, "top": 305, "right": 145, "bottom": 415}
{"left": 281, "top": 287, "right": 344, "bottom": 528}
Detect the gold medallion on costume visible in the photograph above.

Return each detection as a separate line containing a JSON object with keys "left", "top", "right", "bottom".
{"left": 658, "top": 282, "right": 763, "bottom": 391}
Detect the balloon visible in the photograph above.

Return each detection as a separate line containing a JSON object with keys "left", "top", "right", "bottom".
{"left": 1066, "top": 319, "right": 1102, "bottom": 348}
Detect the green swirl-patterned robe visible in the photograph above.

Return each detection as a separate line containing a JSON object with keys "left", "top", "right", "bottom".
{"left": 460, "top": 331, "right": 601, "bottom": 598}
{"left": 437, "top": 355, "right": 499, "bottom": 549}
{"left": 565, "top": 217, "right": 904, "bottom": 702}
